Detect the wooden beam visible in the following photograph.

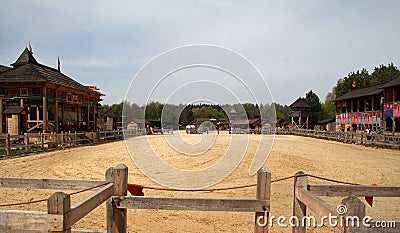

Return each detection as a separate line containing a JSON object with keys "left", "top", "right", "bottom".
{"left": 308, "top": 185, "right": 400, "bottom": 197}
{"left": 114, "top": 196, "right": 269, "bottom": 212}
{"left": 296, "top": 188, "right": 338, "bottom": 222}
{"left": 43, "top": 86, "right": 47, "bottom": 133}
{"left": 110, "top": 164, "right": 127, "bottom": 233}
{"left": 0, "top": 177, "right": 108, "bottom": 190}
{"left": 48, "top": 192, "right": 71, "bottom": 233}
{"left": 0, "top": 210, "right": 62, "bottom": 232}
{"left": 55, "top": 89, "right": 59, "bottom": 133}
{"left": 255, "top": 167, "right": 271, "bottom": 233}
{"left": 65, "top": 183, "right": 113, "bottom": 228}
{"left": 0, "top": 97, "right": 3, "bottom": 134}
{"left": 71, "top": 231, "right": 106, "bottom": 233}
{"left": 293, "top": 171, "right": 307, "bottom": 233}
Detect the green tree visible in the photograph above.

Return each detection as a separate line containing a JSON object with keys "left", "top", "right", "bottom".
{"left": 335, "top": 63, "right": 400, "bottom": 98}
{"left": 98, "top": 104, "right": 110, "bottom": 116}
{"left": 305, "top": 90, "right": 322, "bottom": 129}
{"left": 370, "top": 63, "right": 400, "bottom": 85}
{"left": 145, "top": 102, "right": 162, "bottom": 120}
{"left": 321, "top": 87, "right": 336, "bottom": 119}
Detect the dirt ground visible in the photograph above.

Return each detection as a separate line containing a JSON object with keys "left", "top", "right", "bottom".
{"left": 0, "top": 132, "right": 399, "bottom": 232}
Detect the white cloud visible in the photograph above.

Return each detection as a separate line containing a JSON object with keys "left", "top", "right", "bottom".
{"left": 1, "top": 0, "right": 400, "bottom": 105}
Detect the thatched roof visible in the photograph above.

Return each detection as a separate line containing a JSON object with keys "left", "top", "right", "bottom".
{"left": 379, "top": 77, "right": 400, "bottom": 89}
{"left": 317, "top": 118, "right": 335, "bottom": 124}
{"left": 0, "top": 48, "right": 101, "bottom": 95}
{"left": 0, "top": 65, "right": 11, "bottom": 73}
{"left": 334, "top": 84, "right": 384, "bottom": 102}
{"left": 101, "top": 109, "right": 120, "bottom": 118}
{"left": 3, "top": 106, "right": 28, "bottom": 114}
{"left": 231, "top": 118, "right": 261, "bottom": 125}
{"left": 10, "top": 48, "right": 38, "bottom": 67}
{"left": 290, "top": 98, "right": 310, "bottom": 108}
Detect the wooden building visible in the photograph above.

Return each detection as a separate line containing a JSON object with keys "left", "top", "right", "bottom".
{"left": 289, "top": 98, "right": 310, "bottom": 129}
{"left": 230, "top": 118, "right": 262, "bottom": 134}
{"left": 100, "top": 109, "right": 120, "bottom": 130}
{"left": 334, "top": 85, "right": 384, "bottom": 132}
{"left": 0, "top": 48, "right": 103, "bottom": 135}
{"left": 380, "top": 77, "right": 400, "bottom": 133}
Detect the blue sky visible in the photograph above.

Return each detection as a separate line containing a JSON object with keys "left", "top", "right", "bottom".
{"left": 1, "top": 0, "right": 399, "bottom": 105}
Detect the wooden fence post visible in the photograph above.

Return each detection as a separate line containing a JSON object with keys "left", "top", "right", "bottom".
{"left": 5, "top": 134, "right": 10, "bottom": 156}
{"left": 107, "top": 164, "right": 127, "bottom": 233}
{"left": 40, "top": 132, "right": 44, "bottom": 150}
{"left": 95, "top": 131, "right": 100, "bottom": 143}
{"left": 24, "top": 133, "right": 29, "bottom": 152}
{"left": 53, "top": 132, "right": 57, "bottom": 147}
{"left": 48, "top": 192, "right": 71, "bottom": 233}
{"left": 293, "top": 171, "right": 308, "bottom": 233}
{"left": 106, "top": 167, "right": 114, "bottom": 233}
{"left": 74, "top": 131, "right": 77, "bottom": 145}
{"left": 60, "top": 131, "right": 64, "bottom": 148}
{"left": 254, "top": 167, "right": 271, "bottom": 233}
{"left": 341, "top": 196, "right": 365, "bottom": 233}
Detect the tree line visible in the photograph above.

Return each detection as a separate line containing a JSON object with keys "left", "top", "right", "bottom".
{"left": 99, "top": 63, "right": 399, "bottom": 129}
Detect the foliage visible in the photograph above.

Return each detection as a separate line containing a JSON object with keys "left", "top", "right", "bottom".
{"left": 335, "top": 63, "right": 400, "bottom": 98}
{"left": 321, "top": 87, "right": 336, "bottom": 120}
{"left": 305, "top": 90, "right": 322, "bottom": 128}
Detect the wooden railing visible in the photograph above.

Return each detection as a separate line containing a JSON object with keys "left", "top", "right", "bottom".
{"left": 0, "top": 129, "right": 137, "bottom": 157}
{"left": 293, "top": 172, "right": 400, "bottom": 233}
{"left": 277, "top": 129, "right": 400, "bottom": 149}
{"left": 0, "top": 164, "right": 271, "bottom": 233}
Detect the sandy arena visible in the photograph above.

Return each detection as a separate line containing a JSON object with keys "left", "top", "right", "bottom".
{"left": 0, "top": 133, "right": 399, "bottom": 232}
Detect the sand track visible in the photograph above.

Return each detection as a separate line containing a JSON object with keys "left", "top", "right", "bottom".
{"left": 0, "top": 133, "right": 399, "bottom": 232}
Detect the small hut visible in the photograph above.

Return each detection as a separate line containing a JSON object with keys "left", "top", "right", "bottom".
{"left": 289, "top": 98, "right": 310, "bottom": 129}
{"left": 3, "top": 106, "right": 29, "bottom": 135}
{"left": 316, "top": 118, "right": 335, "bottom": 131}
{"left": 100, "top": 109, "right": 120, "bottom": 130}
{"left": 230, "top": 118, "right": 261, "bottom": 134}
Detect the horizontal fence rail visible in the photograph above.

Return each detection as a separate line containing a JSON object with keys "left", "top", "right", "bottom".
{"left": 0, "top": 164, "right": 272, "bottom": 233}
{"left": 114, "top": 196, "right": 269, "bottom": 212}
{"left": 293, "top": 171, "right": 400, "bottom": 233}
{"left": 0, "top": 129, "right": 144, "bottom": 157}
{"left": 277, "top": 128, "right": 400, "bottom": 149}
{"left": 0, "top": 177, "right": 108, "bottom": 190}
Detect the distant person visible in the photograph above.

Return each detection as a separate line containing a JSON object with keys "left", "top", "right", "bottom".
{"left": 366, "top": 127, "right": 371, "bottom": 140}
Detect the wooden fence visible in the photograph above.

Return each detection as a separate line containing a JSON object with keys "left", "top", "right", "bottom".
{"left": 293, "top": 171, "right": 400, "bottom": 233}
{"left": 0, "top": 129, "right": 145, "bottom": 157}
{"left": 0, "top": 164, "right": 271, "bottom": 233}
{"left": 277, "top": 129, "right": 400, "bottom": 149}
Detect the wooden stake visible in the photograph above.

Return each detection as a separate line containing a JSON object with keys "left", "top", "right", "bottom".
{"left": 254, "top": 167, "right": 271, "bottom": 233}
{"left": 24, "top": 133, "right": 29, "bottom": 152}
{"left": 106, "top": 164, "right": 128, "bottom": 233}
{"left": 5, "top": 134, "right": 10, "bottom": 156}
{"left": 47, "top": 192, "right": 71, "bottom": 233}
{"left": 293, "top": 171, "right": 308, "bottom": 233}
{"left": 341, "top": 196, "right": 365, "bottom": 233}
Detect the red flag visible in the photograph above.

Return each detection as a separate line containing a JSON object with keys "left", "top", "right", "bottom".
{"left": 57, "top": 57, "right": 60, "bottom": 71}
{"left": 127, "top": 183, "right": 144, "bottom": 196}
{"left": 29, "top": 43, "right": 33, "bottom": 55}
{"left": 365, "top": 183, "right": 377, "bottom": 207}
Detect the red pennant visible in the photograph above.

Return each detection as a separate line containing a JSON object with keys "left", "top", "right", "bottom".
{"left": 127, "top": 183, "right": 144, "bottom": 196}
{"left": 365, "top": 183, "right": 377, "bottom": 207}
{"left": 29, "top": 43, "right": 33, "bottom": 55}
